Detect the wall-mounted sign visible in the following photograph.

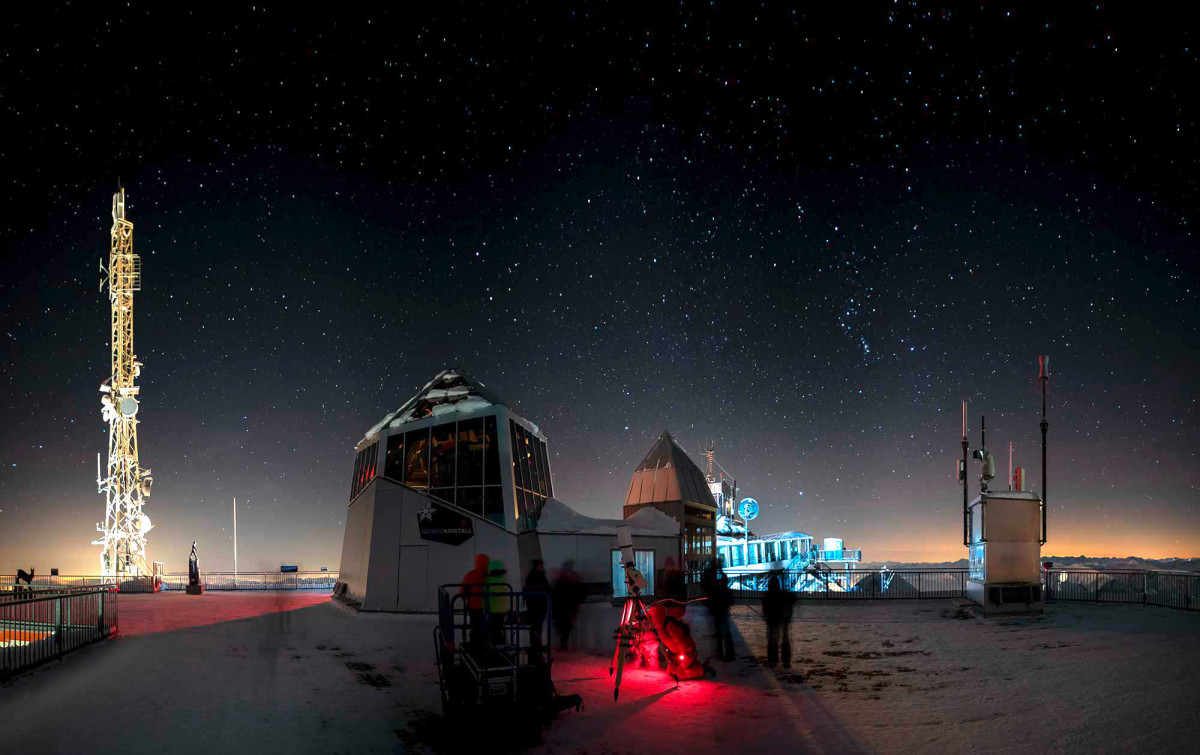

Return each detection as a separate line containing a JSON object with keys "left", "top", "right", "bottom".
{"left": 737, "top": 497, "right": 759, "bottom": 521}
{"left": 417, "top": 500, "right": 474, "bottom": 546}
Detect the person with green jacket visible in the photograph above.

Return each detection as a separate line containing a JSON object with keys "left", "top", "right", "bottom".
{"left": 484, "top": 559, "right": 510, "bottom": 645}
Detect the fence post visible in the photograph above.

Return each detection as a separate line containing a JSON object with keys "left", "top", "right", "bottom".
{"left": 1143, "top": 572, "right": 1148, "bottom": 606}
{"left": 917, "top": 573, "right": 922, "bottom": 600}
{"left": 54, "top": 597, "right": 63, "bottom": 658}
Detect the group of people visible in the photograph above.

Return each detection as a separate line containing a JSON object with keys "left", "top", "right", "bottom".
{"left": 459, "top": 555, "right": 797, "bottom": 669}
{"left": 458, "top": 555, "right": 588, "bottom": 652}
{"left": 703, "top": 563, "right": 796, "bottom": 668}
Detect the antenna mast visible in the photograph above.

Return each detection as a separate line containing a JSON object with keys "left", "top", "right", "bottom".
{"left": 93, "top": 187, "right": 153, "bottom": 578}
{"left": 1039, "top": 355, "right": 1050, "bottom": 544}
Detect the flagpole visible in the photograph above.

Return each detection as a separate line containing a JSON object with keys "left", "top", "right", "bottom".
{"left": 233, "top": 497, "right": 238, "bottom": 587}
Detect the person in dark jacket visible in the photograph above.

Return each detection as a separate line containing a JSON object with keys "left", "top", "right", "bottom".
{"left": 707, "top": 571, "right": 735, "bottom": 662}
{"left": 552, "top": 560, "right": 584, "bottom": 650}
{"left": 762, "top": 572, "right": 794, "bottom": 668}
{"left": 524, "top": 559, "right": 550, "bottom": 654}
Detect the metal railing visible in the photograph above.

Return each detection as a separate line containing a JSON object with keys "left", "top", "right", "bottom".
{"left": 1045, "top": 570, "right": 1200, "bottom": 611}
{"left": 695, "top": 569, "right": 970, "bottom": 600}
{"left": 1, "top": 583, "right": 112, "bottom": 601}
{"left": 2, "top": 572, "right": 338, "bottom": 593}
{"left": 1, "top": 585, "right": 118, "bottom": 677}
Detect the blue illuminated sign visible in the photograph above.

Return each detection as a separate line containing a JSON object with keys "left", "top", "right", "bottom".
{"left": 737, "top": 497, "right": 759, "bottom": 521}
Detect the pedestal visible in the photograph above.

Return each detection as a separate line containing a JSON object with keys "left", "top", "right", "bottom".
{"left": 186, "top": 584, "right": 204, "bottom": 595}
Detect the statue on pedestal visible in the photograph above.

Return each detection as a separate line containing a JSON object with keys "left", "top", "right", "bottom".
{"left": 186, "top": 541, "right": 204, "bottom": 595}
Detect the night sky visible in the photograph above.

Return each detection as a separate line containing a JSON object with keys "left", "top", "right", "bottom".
{"left": 2, "top": 3, "right": 1196, "bottom": 574}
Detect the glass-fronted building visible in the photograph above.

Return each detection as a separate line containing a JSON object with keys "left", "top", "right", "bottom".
{"left": 348, "top": 369, "right": 552, "bottom": 534}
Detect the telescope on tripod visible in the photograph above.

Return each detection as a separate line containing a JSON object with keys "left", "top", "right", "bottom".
{"left": 609, "top": 525, "right": 713, "bottom": 700}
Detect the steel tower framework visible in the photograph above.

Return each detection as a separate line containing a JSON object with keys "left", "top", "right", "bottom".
{"left": 93, "top": 188, "right": 153, "bottom": 578}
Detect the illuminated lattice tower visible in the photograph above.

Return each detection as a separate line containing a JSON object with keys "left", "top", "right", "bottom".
{"left": 93, "top": 188, "right": 154, "bottom": 578}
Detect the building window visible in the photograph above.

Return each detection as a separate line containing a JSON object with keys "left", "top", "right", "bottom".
{"left": 384, "top": 432, "right": 404, "bottom": 481}
{"left": 405, "top": 429, "right": 430, "bottom": 489}
{"left": 349, "top": 442, "right": 378, "bottom": 501}
{"left": 366, "top": 414, "right": 510, "bottom": 528}
{"left": 510, "top": 419, "right": 548, "bottom": 531}
{"left": 483, "top": 416, "right": 500, "bottom": 484}
{"left": 484, "top": 486, "right": 504, "bottom": 526}
{"left": 611, "top": 549, "right": 656, "bottom": 597}
{"left": 429, "top": 421, "right": 456, "bottom": 500}
{"left": 456, "top": 486, "right": 483, "bottom": 516}
{"left": 456, "top": 417, "right": 484, "bottom": 487}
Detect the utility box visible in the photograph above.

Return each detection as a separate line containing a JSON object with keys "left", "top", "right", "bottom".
{"left": 966, "top": 490, "right": 1044, "bottom": 614}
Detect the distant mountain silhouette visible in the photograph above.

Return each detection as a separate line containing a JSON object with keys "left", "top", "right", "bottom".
{"left": 860, "top": 556, "right": 1200, "bottom": 573}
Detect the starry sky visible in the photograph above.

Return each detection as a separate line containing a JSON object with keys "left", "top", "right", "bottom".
{"left": 2, "top": 3, "right": 1197, "bottom": 574}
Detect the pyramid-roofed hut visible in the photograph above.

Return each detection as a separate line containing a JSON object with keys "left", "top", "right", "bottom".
{"left": 623, "top": 431, "right": 719, "bottom": 571}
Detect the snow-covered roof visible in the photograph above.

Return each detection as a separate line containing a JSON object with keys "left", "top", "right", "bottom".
{"left": 358, "top": 368, "right": 508, "bottom": 448}
{"left": 750, "top": 530, "right": 814, "bottom": 542}
{"left": 536, "top": 497, "right": 679, "bottom": 537}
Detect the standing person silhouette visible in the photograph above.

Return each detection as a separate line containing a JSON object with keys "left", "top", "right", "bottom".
{"left": 763, "top": 572, "right": 793, "bottom": 668}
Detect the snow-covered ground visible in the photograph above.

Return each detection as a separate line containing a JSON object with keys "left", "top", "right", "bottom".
{"left": 1, "top": 593, "right": 1197, "bottom": 754}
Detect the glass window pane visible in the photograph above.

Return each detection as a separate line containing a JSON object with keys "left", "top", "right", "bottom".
{"left": 429, "top": 488, "right": 454, "bottom": 505}
{"left": 456, "top": 486, "right": 483, "bottom": 516}
{"left": 541, "top": 440, "right": 553, "bottom": 497}
{"left": 517, "top": 426, "right": 532, "bottom": 492}
{"left": 405, "top": 429, "right": 430, "bottom": 489}
{"left": 526, "top": 431, "right": 542, "bottom": 495}
{"left": 533, "top": 438, "right": 547, "bottom": 496}
{"left": 483, "top": 415, "right": 500, "bottom": 485}
{"left": 484, "top": 486, "right": 504, "bottom": 526}
{"left": 509, "top": 420, "right": 522, "bottom": 489}
{"left": 384, "top": 433, "right": 404, "bottom": 480}
{"left": 638, "top": 551, "right": 656, "bottom": 595}
{"left": 521, "top": 489, "right": 534, "bottom": 529}
{"left": 429, "top": 422, "right": 456, "bottom": 488}
{"left": 611, "top": 550, "right": 627, "bottom": 598}
{"left": 456, "top": 418, "right": 484, "bottom": 486}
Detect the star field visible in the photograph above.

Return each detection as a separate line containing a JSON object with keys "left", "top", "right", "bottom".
{"left": 1, "top": 3, "right": 1196, "bottom": 572}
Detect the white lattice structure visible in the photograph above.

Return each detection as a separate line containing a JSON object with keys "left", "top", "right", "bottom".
{"left": 93, "top": 188, "right": 154, "bottom": 578}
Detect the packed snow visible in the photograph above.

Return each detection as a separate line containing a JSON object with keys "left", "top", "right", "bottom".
{"left": 536, "top": 497, "right": 679, "bottom": 536}
{"left": 1, "top": 593, "right": 1197, "bottom": 754}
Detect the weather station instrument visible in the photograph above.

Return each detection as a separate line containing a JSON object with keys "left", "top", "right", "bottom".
{"left": 93, "top": 187, "right": 154, "bottom": 579}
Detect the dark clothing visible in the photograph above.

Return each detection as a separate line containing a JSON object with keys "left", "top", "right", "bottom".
{"left": 767, "top": 623, "right": 792, "bottom": 668}
{"left": 762, "top": 575, "right": 795, "bottom": 668}
{"left": 706, "top": 575, "right": 735, "bottom": 661}
{"left": 524, "top": 566, "right": 550, "bottom": 652}
{"left": 662, "top": 567, "right": 687, "bottom": 603}
{"left": 552, "top": 568, "right": 584, "bottom": 650}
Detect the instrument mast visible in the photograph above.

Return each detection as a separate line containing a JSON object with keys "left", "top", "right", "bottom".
{"left": 93, "top": 187, "right": 153, "bottom": 578}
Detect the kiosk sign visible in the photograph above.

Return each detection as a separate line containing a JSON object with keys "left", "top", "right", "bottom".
{"left": 417, "top": 500, "right": 474, "bottom": 546}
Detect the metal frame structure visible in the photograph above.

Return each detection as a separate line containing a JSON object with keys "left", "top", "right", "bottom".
{"left": 93, "top": 188, "right": 153, "bottom": 579}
